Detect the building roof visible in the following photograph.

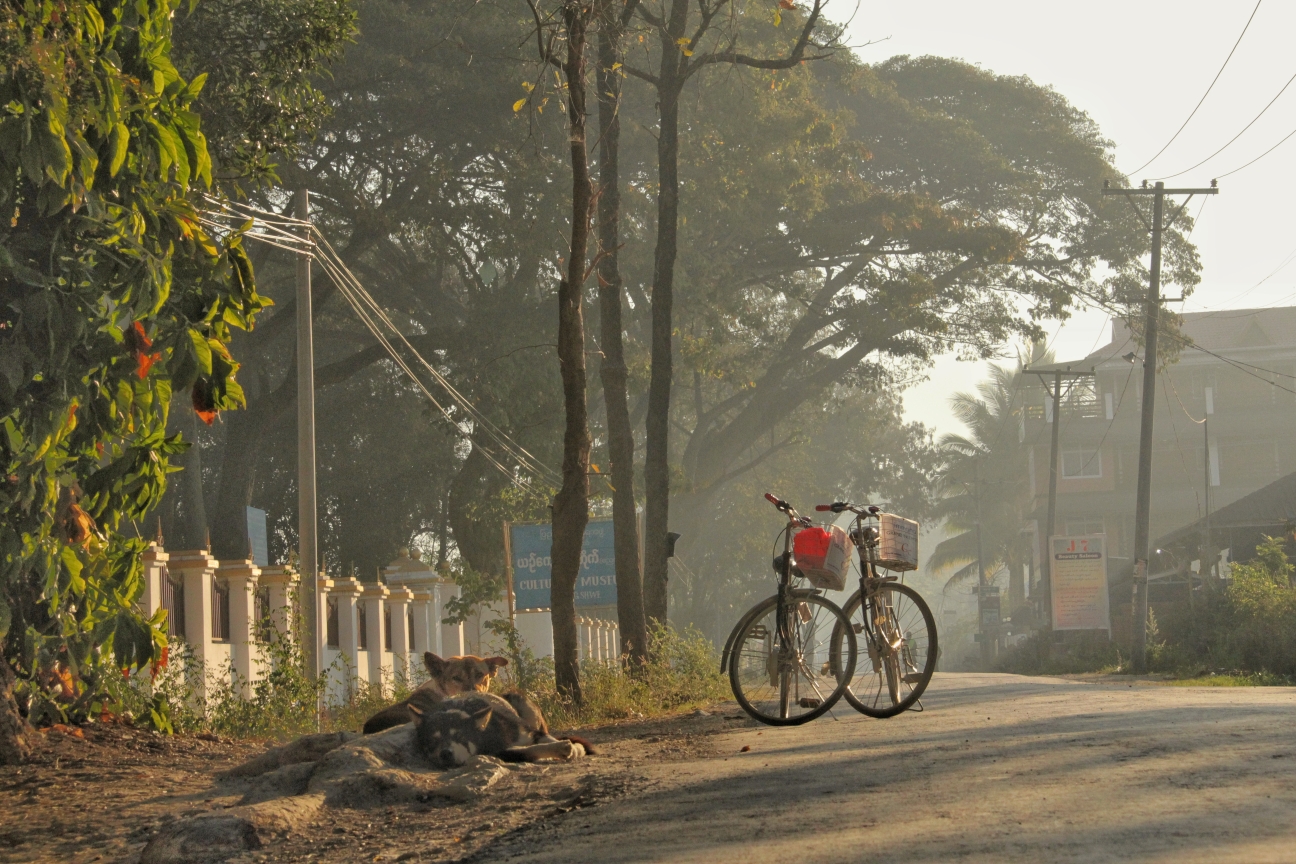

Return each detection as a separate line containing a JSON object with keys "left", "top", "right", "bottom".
{"left": 1156, "top": 470, "right": 1296, "bottom": 551}
{"left": 1051, "top": 307, "right": 1296, "bottom": 373}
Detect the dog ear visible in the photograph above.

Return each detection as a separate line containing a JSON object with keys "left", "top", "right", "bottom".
{"left": 485, "top": 656, "right": 509, "bottom": 672}
{"left": 423, "top": 652, "right": 445, "bottom": 674}
{"left": 408, "top": 703, "right": 424, "bottom": 718}
{"left": 472, "top": 706, "right": 493, "bottom": 731}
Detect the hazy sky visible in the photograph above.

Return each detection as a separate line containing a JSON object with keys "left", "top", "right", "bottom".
{"left": 846, "top": 1, "right": 1296, "bottom": 437}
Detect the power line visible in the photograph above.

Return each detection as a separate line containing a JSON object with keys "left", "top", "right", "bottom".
{"left": 1154, "top": 67, "right": 1296, "bottom": 181}
{"left": 1214, "top": 121, "right": 1296, "bottom": 179}
{"left": 1128, "top": 0, "right": 1263, "bottom": 176}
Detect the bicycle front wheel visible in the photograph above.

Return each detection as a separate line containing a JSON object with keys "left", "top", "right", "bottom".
{"left": 832, "top": 582, "right": 937, "bottom": 718}
{"left": 729, "top": 593, "right": 857, "bottom": 725}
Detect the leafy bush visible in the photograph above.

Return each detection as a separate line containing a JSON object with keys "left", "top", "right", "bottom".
{"left": 997, "top": 536, "right": 1296, "bottom": 681}
{"left": 495, "top": 621, "right": 730, "bottom": 729}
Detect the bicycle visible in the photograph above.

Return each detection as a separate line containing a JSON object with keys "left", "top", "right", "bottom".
{"left": 724, "top": 493, "right": 857, "bottom": 725}
{"left": 822, "top": 501, "right": 938, "bottom": 718}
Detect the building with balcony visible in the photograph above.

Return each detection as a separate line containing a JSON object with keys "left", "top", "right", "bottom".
{"left": 1024, "top": 307, "right": 1296, "bottom": 598}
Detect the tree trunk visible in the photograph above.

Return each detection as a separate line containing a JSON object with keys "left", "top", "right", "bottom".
{"left": 549, "top": 0, "right": 593, "bottom": 702}
{"left": 642, "top": 0, "right": 689, "bottom": 628}
{"left": 595, "top": 0, "right": 648, "bottom": 665}
{"left": 0, "top": 660, "right": 33, "bottom": 765}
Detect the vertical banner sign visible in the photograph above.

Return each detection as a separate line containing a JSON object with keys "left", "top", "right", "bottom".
{"left": 1050, "top": 534, "right": 1111, "bottom": 631}
{"left": 511, "top": 520, "right": 617, "bottom": 610}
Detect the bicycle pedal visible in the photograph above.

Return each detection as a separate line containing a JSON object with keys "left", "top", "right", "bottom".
{"left": 798, "top": 697, "right": 822, "bottom": 709}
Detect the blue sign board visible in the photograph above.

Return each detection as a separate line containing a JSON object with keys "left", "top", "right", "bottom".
{"left": 511, "top": 520, "right": 617, "bottom": 610}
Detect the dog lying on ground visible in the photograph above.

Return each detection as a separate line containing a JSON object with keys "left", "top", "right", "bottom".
{"left": 408, "top": 691, "right": 595, "bottom": 767}
{"left": 361, "top": 652, "right": 508, "bottom": 734}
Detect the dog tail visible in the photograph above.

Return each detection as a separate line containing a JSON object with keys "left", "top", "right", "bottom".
{"left": 561, "top": 735, "right": 597, "bottom": 756}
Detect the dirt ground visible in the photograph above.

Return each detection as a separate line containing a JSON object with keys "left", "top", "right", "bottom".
{"left": 0, "top": 704, "right": 759, "bottom": 864}
{"left": 6, "top": 673, "right": 1296, "bottom": 863}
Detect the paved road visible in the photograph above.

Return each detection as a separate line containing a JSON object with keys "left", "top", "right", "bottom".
{"left": 479, "top": 673, "right": 1296, "bottom": 863}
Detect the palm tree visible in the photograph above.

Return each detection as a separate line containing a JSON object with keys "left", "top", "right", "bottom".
{"left": 929, "top": 344, "right": 1052, "bottom": 628}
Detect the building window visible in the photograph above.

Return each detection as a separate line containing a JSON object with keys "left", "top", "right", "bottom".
{"left": 1061, "top": 449, "right": 1102, "bottom": 479}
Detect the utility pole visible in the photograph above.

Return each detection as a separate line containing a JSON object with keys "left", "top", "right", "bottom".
{"left": 295, "top": 188, "right": 320, "bottom": 681}
{"left": 1103, "top": 179, "right": 1218, "bottom": 672}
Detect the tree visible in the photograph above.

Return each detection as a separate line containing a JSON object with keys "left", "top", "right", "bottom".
{"left": 520, "top": 0, "right": 597, "bottom": 701}
{"left": 928, "top": 344, "right": 1052, "bottom": 628}
{"left": 627, "top": 0, "right": 836, "bottom": 626}
{"left": 1, "top": 0, "right": 267, "bottom": 761}
{"left": 657, "top": 54, "right": 1200, "bottom": 558}
{"left": 593, "top": 0, "right": 649, "bottom": 663}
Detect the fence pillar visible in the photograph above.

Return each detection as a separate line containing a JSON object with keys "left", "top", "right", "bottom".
{"left": 140, "top": 543, "right": 169, "bottom": 619}
{"left": 434, "top": 581, "right": 464, "bottom": 656}
{"left": 260, "top": 566, "right": 297, "bottom": 642}
{"left": 410, "top": 591, "right": 433, "bottom": 659}
{"left": 388, "top": 587, "right": 413, "bottom": 685}
{"left": 360, "top": 583, "right": 389, "bottom": 693}
{"left": 220, "top": 560, "right": 261, "bottom": 694}
{"left": 168, "top": 549, "right": 219, "bottom": 698}
{"left": 332, "top": 577, "right": 363, "bottom": 691}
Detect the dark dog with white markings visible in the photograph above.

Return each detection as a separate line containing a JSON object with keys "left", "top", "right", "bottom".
{"left": 408, "top": 691, "right": 595, "bottom": 767}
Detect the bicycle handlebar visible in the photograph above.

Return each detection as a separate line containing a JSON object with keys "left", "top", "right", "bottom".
{"left": 764, "top": 493, "right": 811, "bottom": 526}
{"left": 814, "top": 501, "right": 881, "bottom": 515}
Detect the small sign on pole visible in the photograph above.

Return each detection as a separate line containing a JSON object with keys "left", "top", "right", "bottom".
{"left": 1049, "top": 534, "right": 1111, "bottom": 632}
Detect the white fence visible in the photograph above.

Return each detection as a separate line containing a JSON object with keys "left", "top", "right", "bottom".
{"left": 137, "top": 545, "right": 623, "bottom": 703}
{"left": 139, "top": 545, "right": 464, "bottom": 701}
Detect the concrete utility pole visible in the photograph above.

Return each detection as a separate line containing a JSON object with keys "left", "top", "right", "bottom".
{"left": 295, "top": 188, "right": 320, "bottom": 680}
{"left": 1103, "top": 179, "right": 1218, "bottom": 672}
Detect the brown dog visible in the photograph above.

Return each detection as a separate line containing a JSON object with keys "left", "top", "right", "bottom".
{"left": 361, "top": 652, "right": 508, "bottom": 734}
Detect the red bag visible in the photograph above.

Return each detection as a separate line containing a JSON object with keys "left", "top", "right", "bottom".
{"left": 793, "top": 527, "right": 832, "bottom": 565}
{"left": 792, "top": 526, "right": 852, "bottom": 591}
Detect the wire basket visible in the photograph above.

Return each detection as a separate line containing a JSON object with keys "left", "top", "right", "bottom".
{"left": 876, "top": 513, "right": 919, "bottom": 571}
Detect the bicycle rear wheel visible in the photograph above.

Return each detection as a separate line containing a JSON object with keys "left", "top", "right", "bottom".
{"left": 831, "top": 581, "right": 937, "bottom": 718}
{"left": 729, "top": 593, "right": 856, "bottom": 725}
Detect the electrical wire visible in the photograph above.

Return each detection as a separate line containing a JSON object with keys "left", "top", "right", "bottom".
{"left": 198, "top": 197, "right": 563, "bottom": 491}
{"left": 1154, "top": 68, "right": 1296, "bottom": 181}
{"left": 1128, "top": 0, "right": 1263, "bottom": 176}
{"left": 1213, "top": 121, "right": 1296, "bottom": 179}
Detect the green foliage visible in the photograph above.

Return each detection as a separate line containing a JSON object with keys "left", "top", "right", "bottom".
{"left": 172, "top": 0, "right": 356, "bottom": 185}
{"left": 1, "top": 0, "right": 267, "bottom": 721}
{"left": 999, "top": 537, "right": 1296, "bottom": 681}
{"left": 440, "top": 561, "right": 505, "bottom": 627}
